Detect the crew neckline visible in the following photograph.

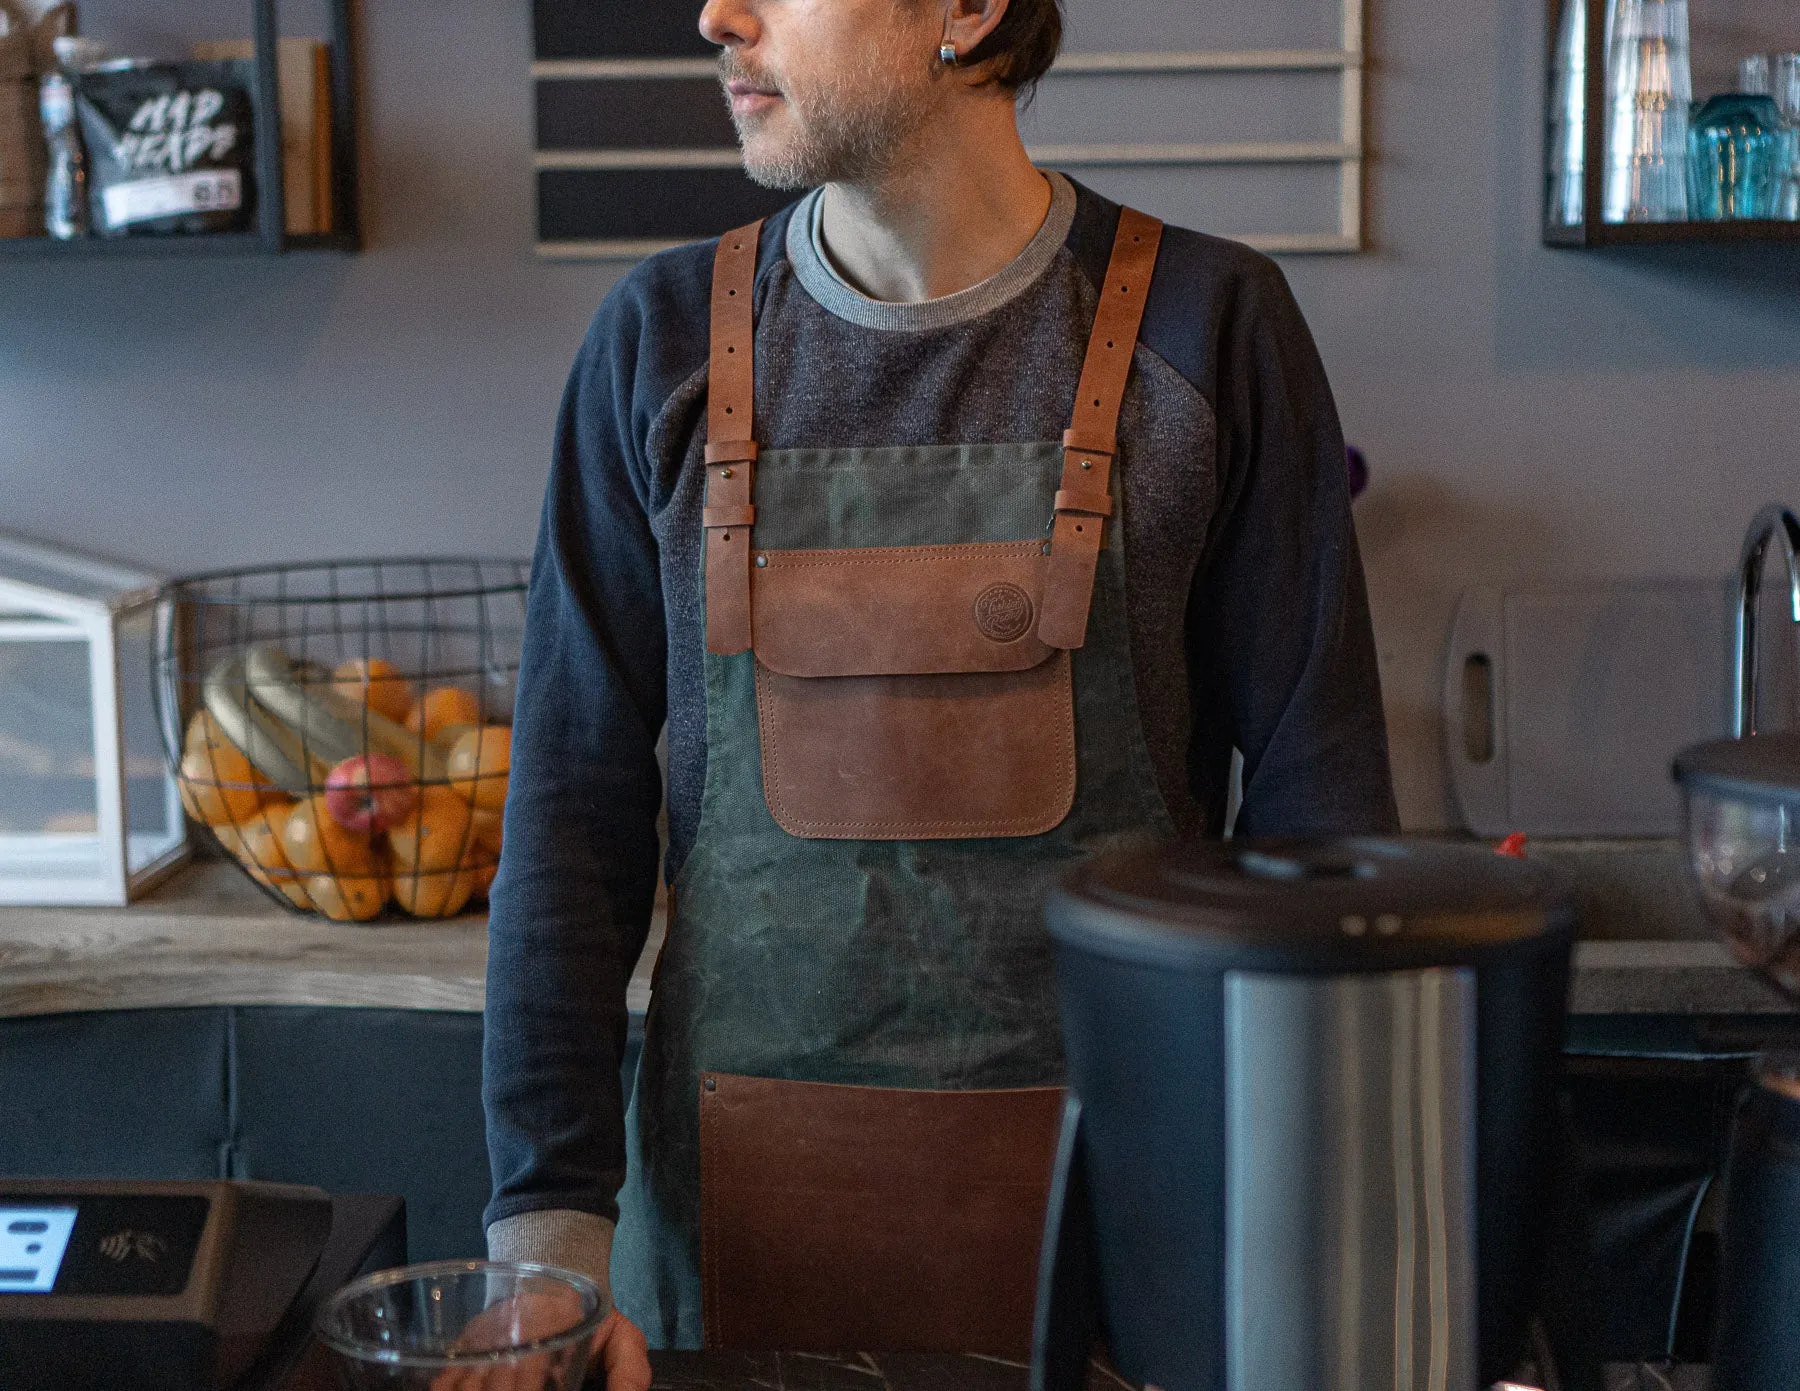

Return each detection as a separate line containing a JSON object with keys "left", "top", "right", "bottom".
{"left": 786, "top": 171, "right": 1076, "bottom": 332}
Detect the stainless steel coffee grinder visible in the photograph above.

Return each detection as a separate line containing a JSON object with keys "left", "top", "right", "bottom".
{"left": 1031, "top": 838, "right": 1575, "bottom": 1391}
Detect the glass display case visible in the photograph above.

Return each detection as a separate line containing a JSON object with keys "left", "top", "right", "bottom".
{"left": 0, "top": 531, "right": 187, "bottom": 904}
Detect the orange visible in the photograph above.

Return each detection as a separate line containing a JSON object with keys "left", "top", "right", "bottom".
{"left": 389, "top": 786, "right": 477, "bottom": 875}
{"left": 230, "top": 801, "right": 312, "bottom": 909}
{"left": 468, "top": 808, "right": 502, "bottom": 897}
{"left": 178, "top": 743, "right": 269, "bottom": 828}
{"left": 280, "top": 794, "right": 380, "bottom": 877}
{"left": 405, "top": 687, "right": 483, "bottom": 743}
{"left": 185, "top": 709, "right": 236, "bottom": 762}
{"left": 392, "top": 867, "right": 476, "bottom": 919}
{"left": 307, "top": 871, "right": 389, "bottom": 922}
{"left": 333, "top": 657, "right": 414, "bottom": 724}
{"left": 447, "top": 725, "right": 512, "bottom": 811}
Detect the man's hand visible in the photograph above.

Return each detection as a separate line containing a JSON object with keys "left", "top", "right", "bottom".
{"left": 592, "top": 1309, "right": 653, "bottom": 1391}
{"left": 428, "top": 1295, "right": 650, "bottom": 1391}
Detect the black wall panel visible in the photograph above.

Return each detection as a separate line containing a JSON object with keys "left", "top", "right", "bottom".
{"left": 537, "top": 78, "right": 733, "bottom": 151}
{"left": 534, "top": 0, "right": 712, "bottom": 60}
{"left": 539, "top": 168, "right": 794, "bottom": 244}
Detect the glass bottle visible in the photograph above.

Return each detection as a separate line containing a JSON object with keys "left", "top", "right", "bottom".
{"left": 1688, "top": 93, "right": 1785, "bottom": 220}
{"left": 38, "top": 71, "right": 86, "bottom": 240}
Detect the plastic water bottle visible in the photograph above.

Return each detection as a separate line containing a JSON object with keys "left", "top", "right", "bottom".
{"left": 39, "top": 71, "right": 87, "bottom": 240}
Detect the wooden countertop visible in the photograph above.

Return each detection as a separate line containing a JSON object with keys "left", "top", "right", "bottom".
{"left": 0, "top": 861, "right": 662, "bottom": 1021}
{"left": 0, "top": 854, "right": 1791, "bottom": 1021}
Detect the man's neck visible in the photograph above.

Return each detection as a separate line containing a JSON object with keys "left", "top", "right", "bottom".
{"left": 816, "top": 99, "right": 1051, "bottom": 304}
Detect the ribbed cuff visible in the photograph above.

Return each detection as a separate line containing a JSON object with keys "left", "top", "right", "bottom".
{"left": 486, "top": 1209, "right": 616, "bottom": 1319}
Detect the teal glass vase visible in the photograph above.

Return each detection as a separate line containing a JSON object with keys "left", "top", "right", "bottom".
{"left": 1688, "top": 93, "right": 1786, "bottom": 219}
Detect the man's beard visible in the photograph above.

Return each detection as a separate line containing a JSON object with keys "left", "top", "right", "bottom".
{"left": 721, "top": 41, "right": 937, "bottom": 190}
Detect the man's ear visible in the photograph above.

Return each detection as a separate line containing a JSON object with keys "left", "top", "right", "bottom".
{"left": 942, "top": 0, "right": 1011, "bottom": 68}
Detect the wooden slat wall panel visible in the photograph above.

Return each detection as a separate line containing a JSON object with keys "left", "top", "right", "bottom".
{"left": 531, "top": 0, "right": 1365, "bottom": 256}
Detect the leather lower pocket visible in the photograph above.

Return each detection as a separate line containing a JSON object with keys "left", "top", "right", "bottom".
{"left": 755, "top": 654, "right": 1075, "bottom": 839}
{"left": 698, "top": 1073, "right": 1065, "bottom": 1354}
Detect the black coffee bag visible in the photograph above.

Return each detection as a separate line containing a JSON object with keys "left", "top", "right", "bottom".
{"left": 76, "top": 60, "right": 256, "bottom": 236}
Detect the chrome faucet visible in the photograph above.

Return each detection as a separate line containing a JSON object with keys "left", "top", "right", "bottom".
{"left": 1734, "top": 503, "right": 1800, "bottom": 738}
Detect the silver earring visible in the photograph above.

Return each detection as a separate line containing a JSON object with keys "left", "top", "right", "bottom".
{"left": 939, "top": 41, "right": 958, "bottom": 65}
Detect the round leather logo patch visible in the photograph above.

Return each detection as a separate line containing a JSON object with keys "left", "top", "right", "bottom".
{"left": 973, "top": 582, "right": 1034, "bottom": 643}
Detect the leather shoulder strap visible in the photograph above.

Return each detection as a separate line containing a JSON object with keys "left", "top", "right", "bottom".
{"left": 704, "top": 221, "right": 764, "bottom": 655}
{"left": 1036, "top": 207, "right": 1164, "bottom": 651}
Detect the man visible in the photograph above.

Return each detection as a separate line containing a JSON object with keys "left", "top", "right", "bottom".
{"left": 483, "top": 0, "right": 1398, "bottom": 1378}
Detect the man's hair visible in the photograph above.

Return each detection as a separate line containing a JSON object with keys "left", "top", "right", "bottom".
{"left": 961, "top": 0, "right": 1064, "bottom": 95}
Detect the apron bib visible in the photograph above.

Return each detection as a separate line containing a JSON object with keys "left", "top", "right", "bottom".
{"left": 612, "top": 209, "right": 1177, "bottom": 1352}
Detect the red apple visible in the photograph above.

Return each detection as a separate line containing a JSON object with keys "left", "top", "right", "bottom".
{"left": 323, "top": 754, "right": 418, "bottom": 834}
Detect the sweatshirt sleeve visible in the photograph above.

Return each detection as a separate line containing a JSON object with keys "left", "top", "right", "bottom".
{"left": 482, "top": 288, "right": 669, "bottom": 1235}
{"left": 1184, "top": 255, "right": 1400, "bottom": 836}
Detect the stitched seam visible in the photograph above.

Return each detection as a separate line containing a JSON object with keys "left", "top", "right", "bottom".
{"left": 701, "top": 1082, "right": 719, "bottom": 1346}
{"left": 760, "top": 542, "right": 1044, "bottom": 569}
{"left": 756, "top": 658, "right": 1077, "bottom": 835}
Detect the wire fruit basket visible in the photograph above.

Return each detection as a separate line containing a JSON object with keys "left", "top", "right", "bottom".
{"left": 154, "top": 559, "right": 528, "bottom": 922}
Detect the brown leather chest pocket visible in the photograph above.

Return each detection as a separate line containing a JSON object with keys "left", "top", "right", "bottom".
{"left": 751, "top": 541, "right": 1075, "bottom": 840}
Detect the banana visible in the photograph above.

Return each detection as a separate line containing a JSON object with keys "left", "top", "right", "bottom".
{"left": 245, "top": 643, "right": 450, "bottom": 781}
{"left": 201, "top": 655, "right": 327, "bottom": 793}
{"left": 244, "top": 644, "right": 366, "bottom": 769}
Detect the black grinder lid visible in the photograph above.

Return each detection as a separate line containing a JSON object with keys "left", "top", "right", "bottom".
{"left": 1673, "top": 732, "right": 1800, "bottom": 804}
{"left": 1050, "top": 837, "right": 1576, "bottom": 973}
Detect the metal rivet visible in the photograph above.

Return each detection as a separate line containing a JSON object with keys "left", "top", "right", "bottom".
{"left": 1341, "top": 915, "right": 1368, "bottom": 937}
{"left": 1041, "top": 542, "right": 1051, "bottom": 555}
{"left": 1376, "top": 914, "right": 1403, "bottom": 936}
{"left": 722, "top": 532, "right": 731, "bottom": 542}
{"left": 1081, "top": 460, "right": 1092, "bottom": 470}
{"left": 756, "top": 555, "right": 768, "bottom": 568}
{"left": 704, "top": 1077, "right": 717, "bottom": 1092}
{"left": 720, "top": 468, "right": 733, "bottom": 479}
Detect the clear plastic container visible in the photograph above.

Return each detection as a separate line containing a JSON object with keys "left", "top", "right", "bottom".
{"left": 315, "top": 1261, "right": 604, "bottom": 1391}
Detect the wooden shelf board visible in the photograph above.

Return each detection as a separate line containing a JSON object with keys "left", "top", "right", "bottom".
{"left": 1546, "top": 218, "right": 1800, "bottom": 249}
{"left": 0, "top": 232, "right": 359, "bottom": 260}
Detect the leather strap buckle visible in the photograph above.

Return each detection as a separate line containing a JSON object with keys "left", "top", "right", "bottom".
{"left": 704, "top": 219, "right": 765, "bottom": 656}
{"left": 1037, "top": 207, "right": 1164, "bottom": 651}
{"left": 705, "top": 440, "right": 760, "bottom": 466}
{"left": 1052, "top": 487, "right": 1113, "bottom": 519}
{"left": 704, "top": 504, "right": 756, "bottom": 529}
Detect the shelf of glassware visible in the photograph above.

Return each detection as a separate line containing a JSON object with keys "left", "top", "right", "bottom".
{"left": 1541, "top": 0, "right": 1800, "bottom": 248}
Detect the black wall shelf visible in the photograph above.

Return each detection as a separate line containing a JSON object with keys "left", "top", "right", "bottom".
{"left": 0, "top": 0, "right": 362, "bottom": 259}
{"left": 1544, "top": 0, "right": 1800, "bottom": 248}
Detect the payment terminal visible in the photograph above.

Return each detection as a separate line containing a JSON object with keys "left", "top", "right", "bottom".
{"left": 0, "top": 1179, "right": 401, "bottom": 1391}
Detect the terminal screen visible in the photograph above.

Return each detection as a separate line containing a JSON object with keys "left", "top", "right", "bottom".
{"left": 0, "top": 1207, "right": 78, "bottom": 1294}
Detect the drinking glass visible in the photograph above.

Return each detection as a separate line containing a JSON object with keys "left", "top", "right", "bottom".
{"left": 1689, "top": 94, "right": 1786, "bottom": 219}
{"left": 1546, "top": 0, "right": 1588, "bottom": 226}
{"left": 1604, "top": 0, "right": 1693, "bottom": 221}
{"left": 1775, "top": 53, "right": 1800, "bottom": 218}
{"left": 315, "top": 1261, "right": 604, "bottom": 1391}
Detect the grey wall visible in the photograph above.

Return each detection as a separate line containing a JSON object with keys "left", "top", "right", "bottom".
{"left": 4, "top": 0, "right": 1799, "bottom": 829}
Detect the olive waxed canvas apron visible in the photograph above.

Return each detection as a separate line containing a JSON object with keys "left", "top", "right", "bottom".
{"left": 611, "top": 208, "right": 1177, "bottom": 1353}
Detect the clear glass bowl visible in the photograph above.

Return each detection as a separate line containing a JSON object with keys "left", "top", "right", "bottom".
{"left": 1675, "top": 734, "right": 1800, "bottom": 996}
{"left": 315, "top": 1260, "right": 604, "bottom": 1390}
